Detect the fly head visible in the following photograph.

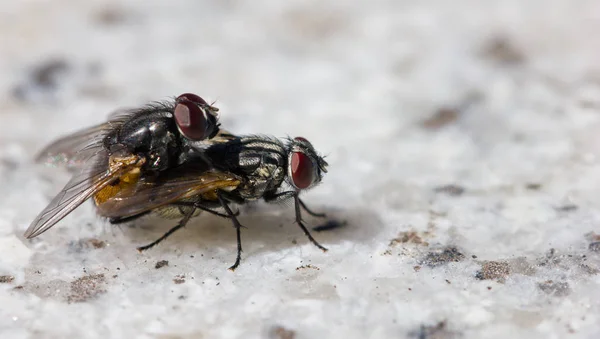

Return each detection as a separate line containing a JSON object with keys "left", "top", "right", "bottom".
{"left": 173, "top": 93, "right": 220, "bottom": 141}
{"left": 287, "top": 137, "right": 328, "bottom": 191}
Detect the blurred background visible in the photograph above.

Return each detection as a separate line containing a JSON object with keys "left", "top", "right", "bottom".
{"left": 1, "top": 1, "right": 600, "bottom": 338}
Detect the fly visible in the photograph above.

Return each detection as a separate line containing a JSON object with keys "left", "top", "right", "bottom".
{"left": 24, "top": 93, "right": 221, "bottom": 238}
{"left": 100, "top": 134, "right": 330, "bottom": 270}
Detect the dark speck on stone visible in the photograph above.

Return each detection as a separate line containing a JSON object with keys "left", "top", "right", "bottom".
{"left": 67, "top": 274, "right": 106, "bottom": 303}
{"left": 409, "top": 320, "right": 459, "bottom": 339}
{"left": 93, "top": 7, "right": 129, "bottom": 25}
{"left": 421, "top": 108, "right": 459, "bottom": 130}
{"left": 12, "top": 59, "right": 70, "bottom": 102}
{"left": 480, "top": 36, "right": 526, "bottom": 65}
{"left": 155, "top": 260, "right": 169, "bottom": 269}
{"left": 538, "top": 280, "right": 571, "bottom": 297}
{"left": 268, "top": 326, "right": 296, "bottom": 339}
{"left": 31, "top": 59, "right": 69, "bottom": 88}
{"left": 554, "top": 204, "right": 578, "bottom": 212}
{"left": 475, "top": 261, "right": 510, "bottom": 283}
{"left": 421, "top": 247, "right": 465, "bottom": 268}
{"left": 173, "top": 275, "right": 185, "bottom": 284}
{"left": 0, "top": 275, "right": 15, "bottom": 283}
{"left": 525, "top": 183, "right": 542, "bottom": 190}
{"left": 434, "top": 185, "right": 465, "bottom": 197}
{"left": 1, "top": 158, "right": 18, "bottom": 171}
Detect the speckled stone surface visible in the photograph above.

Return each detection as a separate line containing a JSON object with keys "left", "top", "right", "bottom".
{"left": 1, "top": 1, "right": 600, "bottom": 338}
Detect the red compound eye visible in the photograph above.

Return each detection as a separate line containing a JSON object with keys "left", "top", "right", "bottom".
{"left": 291, "top": 151, "right": 315, "bottom": 189}
{"left": 177, "top": 93, "right": 208, "bottom": 106}
{"left": 174, "top": 98, "right": 210, "bottom": 141}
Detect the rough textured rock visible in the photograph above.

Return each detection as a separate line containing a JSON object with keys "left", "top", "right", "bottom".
{"left": 1, "top": 1, "right": 600, "bottom": 338}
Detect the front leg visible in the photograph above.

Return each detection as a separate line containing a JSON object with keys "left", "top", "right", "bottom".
{"left": 264, "top": 191, "right": 327, "bottom": 218}
{"left": 264, "top": 191, "right": 327, "bottom": 252}
{"left": 293, "top": 193, "right": 328, "bottom": 252}
{"left": 263, "top": 190, "right": 295, "bottom": 203}
{"left": 298, "top": 199, "right": 327, "bottom": 218}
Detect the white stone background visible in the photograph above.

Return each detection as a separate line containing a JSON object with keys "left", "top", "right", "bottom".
{"left": 1, "top": 0, "right": 600, "bottom": 338}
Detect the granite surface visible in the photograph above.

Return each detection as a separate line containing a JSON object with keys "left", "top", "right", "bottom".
{"left": 1, "top": 1, "right": 600, "bottom": 338}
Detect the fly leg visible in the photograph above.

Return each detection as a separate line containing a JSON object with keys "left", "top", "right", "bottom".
{"left": 298, "top": 198, "right": 327, "bottom": 218}
{"left": 217, "top": 191, "right": 244, "bottom": 271}
{"left": 172, "top": 201, "right": 238, "bottom": 218}
{"left": 294, "top": 193, "right": 328, "bottom": 252}
{"left": 264, "top": 191, "right": 328, "bottom": 251}
{"left": 108, "top": 211, "right": 151, "bottom": 224}
{"left": 137, "top": 206, "right": 196, "bottom": 252}
{"left": 264, "top": 191, "right": 326, "bottom": 218}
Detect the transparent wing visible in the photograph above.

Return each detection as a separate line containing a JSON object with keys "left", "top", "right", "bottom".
{"left": 25, "top": 151, "right": 144, "bottom": 238}
{"left": 35, "top": 123, "right": 107, "bottom": 169}
{"left": 96, "top": 167, "right": 241, "bottom": 218}
{"left": 35, "top": 112, "right": 135, "bottom": 169}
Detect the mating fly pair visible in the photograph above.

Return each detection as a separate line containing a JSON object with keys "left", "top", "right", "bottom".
{"left": 25, "top": 93, "right": 329, "bottom": 270}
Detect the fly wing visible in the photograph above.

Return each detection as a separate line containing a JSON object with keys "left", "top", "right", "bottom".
{"left": 35, "top": 123, "right": 107, "bottom": 169}
{"left": 96, "top": 166, "right": 241, "bottom": 218}
{"left": 35, "top": 112, "right": 135, "bottom": 169}
{"left": 24, "top": 151, "right": 145, "bottom": 238}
